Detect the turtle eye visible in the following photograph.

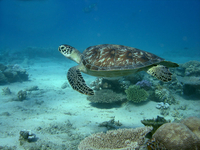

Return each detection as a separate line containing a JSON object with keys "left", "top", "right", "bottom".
{"left": 61, "top": 46, "right": 65, "bottom": 50}
{"left": 59, "top": 45, "right": 66, "bottom": 52}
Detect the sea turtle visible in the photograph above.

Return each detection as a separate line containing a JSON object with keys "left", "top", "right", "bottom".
{"left": 58, "top": 44, "right": 178, "bottom": 95}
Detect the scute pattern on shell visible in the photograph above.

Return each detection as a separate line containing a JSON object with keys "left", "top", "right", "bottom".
{"left": 82, "top": 44, "right": 164, "bottom": 71}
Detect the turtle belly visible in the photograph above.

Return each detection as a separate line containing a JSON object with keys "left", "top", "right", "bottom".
{"left": 86, "top": 69, "right": 138, "bottom": 77}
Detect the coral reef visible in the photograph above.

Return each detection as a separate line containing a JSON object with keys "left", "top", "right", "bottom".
{"left": 98, "top": 119, "right": 122, "bottom": 130}
{"left": 154, "top": 86, "right": 176, "bottom": 104}
{"left": 141, "top": 116, "right": 170, "bottom": 136}
{"left": 135, "top": 80, "right": 152, "bottom": 90}
{"left": 125, "top": 85, "right": 149, "bottom": 103}
{"left": 152, "top": 122, "right": 200, "bottom": 150}
{"left": 123, "top": 73, "right": 143, "bottom": 84}
{"left": 176, "top": 60, "right": 200, "bottom": 76}
{"left": 90, "top": 78, "right": 105, "bottom": 90}
{"left": 90, "top": 78, "right": 124, "bottom": 92}
{"left": 177, "top": 76, "right": 200, "bottom": 96}
{"left": 172, "top": 60, "right": 200, "bottom": 97}
{"left": 171, "top": 109, "right": 184, "bottom": 121}
{"left": 1, "top": 87, "right": 11, "bottom": 95}
{"left": 160, "top": 109, "right": 170, "bottom": 116}
{"left": 78, "top": 126, "right": 152, "bottom": 150}
{"left": 0, "top": 71, "right": 7, "bottom": 84}
{"left": 19, "top": 130, "right": 37, "bottom": 145}
{"left": 0, "top": 63, "right": 28, "bottom": 84}
{"left": 89, "top": 73, "right": 143, "bottom": 93}
{"left": 0, "top": 63, "right": 7, "bottom": 71}
{"left": 87, "top": 89, "right": 126, "bottom": 103}
{"left": 17, "top": 90, "right": 27, "bottom": 101}
{"left": 155, "top": 102, "right": 170, "bottom": 116}
{"left": 147, "top": 137, "right": 167, "bottom": 150}
{"left": 156, "top": 102, "right": 169, "bottom": 109}
{"left": 180, "top": 116, "right": 200, "bottom": 139}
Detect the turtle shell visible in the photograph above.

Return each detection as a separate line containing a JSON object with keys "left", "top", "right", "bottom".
{"left": 82, "top": 44, "right": 164, "bottom": 71}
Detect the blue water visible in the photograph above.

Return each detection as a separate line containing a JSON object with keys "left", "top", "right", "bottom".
{"left": 0, "top": 1, "right": 200, "bottom": 149}
{"left": 0, "top": 0, "right": 200, "bottom": 58}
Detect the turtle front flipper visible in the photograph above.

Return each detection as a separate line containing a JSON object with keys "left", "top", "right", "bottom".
{"left": 67, "top": 66, "right": 94, "bottom": 95}
{"left": 147, "top": 65, "right": 172, "bottom": 82}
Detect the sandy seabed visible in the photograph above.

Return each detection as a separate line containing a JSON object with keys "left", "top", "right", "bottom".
{"left": 0, "top": 57, "right": 200, "bottom": 150}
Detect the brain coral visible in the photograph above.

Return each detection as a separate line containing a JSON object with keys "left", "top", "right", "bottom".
{"left": 180, "top": 116, "right": 200, "bottom": 139}
{"left": 125, "top": 85, "right": 149, "bottom": 103}
{"left": 152, "top": 123, "right": 200, "bottom": 150}
{"left": 78, "top": 126, "right": 152, "bottom": 150}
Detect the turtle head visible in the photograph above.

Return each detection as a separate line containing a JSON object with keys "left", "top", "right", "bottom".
{"left": 58, "top": 44, "right": 82, "bottom": 63}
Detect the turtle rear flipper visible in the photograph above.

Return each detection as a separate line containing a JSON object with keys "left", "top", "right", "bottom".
{"left": 147, "top": 65, "right": 172, "bottom": 82}
{"left": 67, "top": 66, "right": 94, "bottom": 95}
{"left": 159, "top": 61, "right": 179, "bottom": 68}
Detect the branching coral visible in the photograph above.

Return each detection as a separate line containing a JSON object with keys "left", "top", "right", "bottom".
{"left": 78, "top": 126, "right": 152, "bottom": 150}
{"left": 125, "top": 85, "right": 149, "bottom": 103}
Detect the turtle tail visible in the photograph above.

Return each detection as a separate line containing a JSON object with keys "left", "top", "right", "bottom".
{"left": 67, "top": 66, "right": 94, "bottom": 95}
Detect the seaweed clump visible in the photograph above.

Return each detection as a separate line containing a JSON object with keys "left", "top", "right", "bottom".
{"left": 125, "top": 85, "right": 149, "bottom": 103}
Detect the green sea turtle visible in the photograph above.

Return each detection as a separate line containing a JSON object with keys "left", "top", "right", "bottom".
{"left": 58, "top": 44, "right": 178, "bottom": 95}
